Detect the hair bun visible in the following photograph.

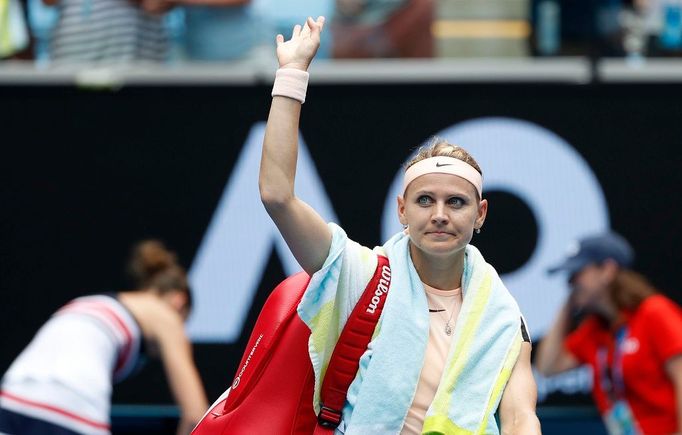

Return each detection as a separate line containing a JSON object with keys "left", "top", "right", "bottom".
{"left": 128, "top": 240, "right": 178, "bottom": 286}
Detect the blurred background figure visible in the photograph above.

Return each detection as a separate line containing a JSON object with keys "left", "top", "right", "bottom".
{"left": 530, "top": 0, "right": 623, "bottom": 57}
{"left": 182, "top": 0, "right": 265, "bottom": 62}
{"left": 42, "top": 0, "right": 175, "bottom": 64}
{"left": 7, "top": 0, "right": 682, "bottom": 62}
{"left": 536, "top": 233, "right": 682, "bottom": 435}
{"left": 0, "top": 0, "right": 30, "bottom": 59}
{"left": 635, "top": 0, "right": 682, "bottom": 55}
{"left": 22, "top": 0, "right": 323, "bottom": 64}
{"left": 26, "top": 0, "right": 59, "bottom": 64}
{"left": 31, "top": 0, "right": 271, "bottom": 64}
{"left": 251, "top": 0, "right": 333, "bottom": 58}
{"left": 331, "top": 0, "right": 434, "bottom": 58}
{"left": 0, "top": 240, "right": 208, "bottom": 435}
{"left": 183, "top": 0, "right": 344, "bottom": 62}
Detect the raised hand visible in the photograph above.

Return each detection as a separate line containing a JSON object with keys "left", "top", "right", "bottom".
{"left": 276, "top": 16, "right": 325, "bottom": 72}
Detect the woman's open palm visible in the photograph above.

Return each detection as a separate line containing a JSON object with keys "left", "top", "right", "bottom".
{"left": 276, "top": 16, "right": 325, "bottom": 71}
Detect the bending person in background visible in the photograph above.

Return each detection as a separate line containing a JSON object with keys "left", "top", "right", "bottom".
{"left": 0, "top": 240, "right": 208, "bottom": 435}
{"left": 259, "top": 16, "right": 540, "bottom": 434}
{"left": 537, "top": 232, "right": 682, "bottom": 435}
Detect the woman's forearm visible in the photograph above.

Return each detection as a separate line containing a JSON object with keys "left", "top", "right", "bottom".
{"left": 259, "top": 95, "right": 303, "bottom": 207}
{"left": 259, "top": 17, "right": 324, "bottom": 211}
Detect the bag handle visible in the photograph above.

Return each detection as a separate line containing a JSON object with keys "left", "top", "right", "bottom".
{"left": 314, "top": 254, "right": 391, "bottom": 433}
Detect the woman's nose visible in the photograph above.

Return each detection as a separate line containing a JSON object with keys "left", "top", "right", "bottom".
{"left": 431, "top": 203, "right": 449, "bottom": 224}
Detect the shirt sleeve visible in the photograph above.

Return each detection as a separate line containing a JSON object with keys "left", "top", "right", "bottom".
{"left": 297, "top": 223, "right": 379, "bottom": 335}
{"left": 520, "top": 316, "right": 531, "bottom": 343}
{"left": 642, "top": 295, "right": 682, "bottom": 363}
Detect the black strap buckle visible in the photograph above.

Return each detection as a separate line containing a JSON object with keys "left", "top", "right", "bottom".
{"left": 317, "top": 405, "right": 342, "bottom": 428}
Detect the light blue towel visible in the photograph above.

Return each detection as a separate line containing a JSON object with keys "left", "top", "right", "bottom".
{"left": 298, "top": 224, "right": 523, "bottom": 434}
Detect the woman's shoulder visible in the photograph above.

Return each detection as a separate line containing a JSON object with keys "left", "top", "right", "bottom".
{"left": 327, "top": 222, "right": 381, "bottom": 260}
{"left": 119, "top": 293, "right": 183, "bottom": 336}
{"left": 637, "top": 293, "right": 682, "bottom": 318}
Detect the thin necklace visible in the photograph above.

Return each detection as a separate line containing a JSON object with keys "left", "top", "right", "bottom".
{"left": 435, "top": 297, "right": 458, "bottom": 336}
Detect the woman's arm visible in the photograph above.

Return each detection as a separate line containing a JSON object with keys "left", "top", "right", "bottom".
{"left": 152, "top": 313, "right": 208, "bottom": 435}
{"left": 498, "top": 342, "right": 542, "bottom": 435}
{"left": 535, "top": 302, "right": 580, "bottom": 376}
{"left": 121, "top": 293, "right": 208, "bottom": 435}
{"left": 132, "top": 299, "right": 208, "bottom": 435}
{"left": 666, "top": 354, "right": 682, "bottom": 434}
{"left": 259, "top": 17, "right": 333, "bottom": 275}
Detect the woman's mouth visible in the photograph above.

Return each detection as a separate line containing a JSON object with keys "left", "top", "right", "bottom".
{"left": 427, "top": 231, "right": 453, "bottom": 237}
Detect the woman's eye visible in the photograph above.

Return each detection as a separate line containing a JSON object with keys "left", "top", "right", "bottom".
{"left": 448, "top": 197, "right": 465, "bottom": 207}
{"left": 417, "top": 196, "right": 431, "bottom": 205}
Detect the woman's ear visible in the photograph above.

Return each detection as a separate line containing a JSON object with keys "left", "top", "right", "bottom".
{"left": 162, "top": 291, "right": 188, "bottom": 317}
{"left": 397, "top": 195, "right": 407, "bottom": 226}
{"left": 475, "top": 198, "right": 488, "bottom": 229}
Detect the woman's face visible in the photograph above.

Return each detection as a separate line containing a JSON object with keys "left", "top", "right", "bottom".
{"left": 398, "top": 173, "right": 487, "bottom": 258}
{"left": 569, "top": 263, "right": 614, "bottom": 311}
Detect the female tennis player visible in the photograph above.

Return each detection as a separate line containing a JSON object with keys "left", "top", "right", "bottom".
{"left": 258, "top": 16, "right": 541, "bottom": 434}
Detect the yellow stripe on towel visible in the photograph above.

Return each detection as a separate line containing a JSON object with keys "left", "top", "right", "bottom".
{"left": 423, "top": 415, "right": 474, "bottom": 435}
{"left": 428, "top": 272, "right": 494, "bottom": 418}
{"left": 476, "top": 332, "right": 523, "bottom": 435}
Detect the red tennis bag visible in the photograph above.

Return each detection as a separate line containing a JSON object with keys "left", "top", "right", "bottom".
{"left": 192, "top": 255, "right": 391, "bottom": 435}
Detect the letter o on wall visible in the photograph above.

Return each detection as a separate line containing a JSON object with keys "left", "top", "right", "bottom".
{"left": 382, "top": 117, "right": 610, "bottom": 339}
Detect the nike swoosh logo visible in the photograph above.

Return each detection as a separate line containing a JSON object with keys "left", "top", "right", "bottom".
{"left": 435, "top": 162, "right": 453, "bottom": 167}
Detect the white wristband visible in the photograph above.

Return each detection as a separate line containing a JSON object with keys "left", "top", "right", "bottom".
{"left": 271, "top": 68, "right": 309, "bottom": 104}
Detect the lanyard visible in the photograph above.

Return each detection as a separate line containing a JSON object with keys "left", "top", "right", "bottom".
{"left": 598, "top": 326, "right": 628, "bottom": 402}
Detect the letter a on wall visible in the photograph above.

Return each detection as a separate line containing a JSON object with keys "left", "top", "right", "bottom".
{"left": 187, "top": 123, "right": 338, "bottom": 343}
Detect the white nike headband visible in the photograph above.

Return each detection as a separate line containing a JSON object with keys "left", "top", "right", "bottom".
{"left": 402, "top": 156, "right": 483, "bottom": 199}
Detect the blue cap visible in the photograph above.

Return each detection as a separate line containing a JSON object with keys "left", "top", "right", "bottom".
{"left": 548, "top": 232, "right": 634, "bottom": 277}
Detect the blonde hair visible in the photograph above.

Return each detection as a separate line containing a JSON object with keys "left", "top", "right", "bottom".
{"left": 405, "top": 137, "right": 483, "bottom": 175}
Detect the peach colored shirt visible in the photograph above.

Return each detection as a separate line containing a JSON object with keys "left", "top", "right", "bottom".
{"left": 401, "top": 283, "right": 462, "bottom": 435}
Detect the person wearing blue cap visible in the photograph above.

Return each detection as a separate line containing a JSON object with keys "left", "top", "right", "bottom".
{"left": 536, "top": 232, "right": 682, "bottom": 435}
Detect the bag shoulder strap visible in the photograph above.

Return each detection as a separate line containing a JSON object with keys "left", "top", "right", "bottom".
{"left": 314, "top": 254, "right": 391, "bottom": 433}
